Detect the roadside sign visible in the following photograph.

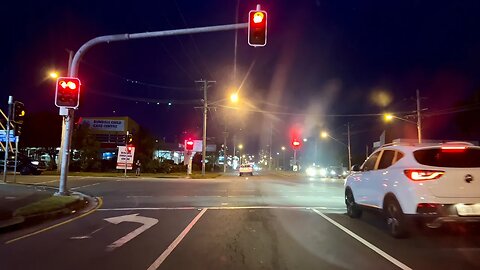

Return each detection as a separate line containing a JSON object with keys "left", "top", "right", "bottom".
{"left": 116, "top": 145, "right": 135, "bottom": 170}
{"left": 0, "top": 130, "right": 16, "bottom": 143}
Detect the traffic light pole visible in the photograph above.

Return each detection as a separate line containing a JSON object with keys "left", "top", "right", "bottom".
{"left": 58, "top": 23, "right": 249, "bottom": 194}
{"left": 2, "top": 96, "right": 13, "bottom": 182}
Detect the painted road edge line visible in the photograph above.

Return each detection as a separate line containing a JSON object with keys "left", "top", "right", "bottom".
{"left": 311, "top": 208, "right": 412, "bottom": 270}
{"left": 147, "top": 208, "right": 208, "bottom": 270}
{"left": 5, "top": 197, "right": 103, "bottom": 244}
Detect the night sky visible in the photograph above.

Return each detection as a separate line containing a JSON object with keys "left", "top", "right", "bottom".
{"left": 2, "top": 1, "right": 480, "bottom": 164}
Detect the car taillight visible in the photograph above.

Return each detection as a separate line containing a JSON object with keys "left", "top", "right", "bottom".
{"left": 441, "top": 146, "right": 467, "bottom": 153}
{"left": 404, "top": 169, "right": 445, "bottom": 181}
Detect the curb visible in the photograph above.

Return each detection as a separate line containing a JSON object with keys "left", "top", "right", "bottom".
{"left": 0, "top": 191, "right": 94, "bottom": 232}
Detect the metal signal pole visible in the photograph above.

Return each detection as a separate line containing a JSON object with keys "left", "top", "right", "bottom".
{"left": 60, "top": 23, "right": 248, "bottom": 194}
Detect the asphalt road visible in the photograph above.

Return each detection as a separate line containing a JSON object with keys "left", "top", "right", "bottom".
{"left": 1, "top": 172, "right": 480, "bottom": 269}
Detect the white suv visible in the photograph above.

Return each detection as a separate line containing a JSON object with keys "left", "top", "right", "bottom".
{"left": 345, "top": 142, "right": 480, "bottom": 238}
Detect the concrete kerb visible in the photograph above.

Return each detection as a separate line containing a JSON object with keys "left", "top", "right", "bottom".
{"left": 0, "top": 184, "right": 97, "bottom": 232}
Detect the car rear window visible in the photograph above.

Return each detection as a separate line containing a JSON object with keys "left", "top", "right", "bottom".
{"left": 413, "top": 148, "right": 480, "bottom": 168}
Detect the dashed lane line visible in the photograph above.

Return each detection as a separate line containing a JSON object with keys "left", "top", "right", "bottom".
{"left": 311, "top": 208, "right": 412, "bottom": 270}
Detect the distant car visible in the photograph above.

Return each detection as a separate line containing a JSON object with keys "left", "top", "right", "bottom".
{"left": 306, "top": 165, "right": 326, "bottom": 177}
{"left": 345, "top": 142, "right": 480, "bottom": 238}
{"left": 0, "top": 152, "right": 47, "bottom": 175}
{"left": 327, "top": 166, "right": 349, "bottom": 179}
{"left": 239, "top": 164, "right": 254, "bottom": 176}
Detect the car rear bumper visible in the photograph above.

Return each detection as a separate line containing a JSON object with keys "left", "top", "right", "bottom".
{"left": 410, "top": 203, "right": 480, "bottom": 228}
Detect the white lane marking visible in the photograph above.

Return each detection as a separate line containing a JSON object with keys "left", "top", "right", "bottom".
{"left": 104, "top": 213, "right": 159, "bottom": 251}
{"left": 98, "top": 206, "right": 346, "bottom": 211}
{"left": 32, "top": 179, "right": 58, "bottom": 185}
{"left": 127, "top": 195, "right": 153, "bottom": 198}
{"left": 71, "top": 182, "right": 101, "bottom": 190}
{"left": 147, "top": 208, "right": 207, "bottom": 270}
{"left": 311, "top": 209, "right": 412, "bottom": 270}
{"left": 98, "top": 207, "right": 198, "bottom": 211}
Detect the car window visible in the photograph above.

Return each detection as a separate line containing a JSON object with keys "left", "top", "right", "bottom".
{"left": 393, "top": 151, "right": 404, "bottom": 163}
{"left": 362, "top": 151, "right": 380, "bottom": 171}
{"left": 377, "top": 150, "right": 395, "bottom": 169}
{"left": 413, "top": 147, "right": 480, "bottom": 168}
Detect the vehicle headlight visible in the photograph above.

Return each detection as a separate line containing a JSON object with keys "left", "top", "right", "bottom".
{"left": 330, "top": 170, "right": 336, "bottom": 175}
{"left": 306, "top": 167, "right": 316, "bottom": 177}
{"left": 31, "top": 161, "right": 39, "bottom": 165}
{"left": 319, "top": 168, "right": 327, "bottom": 177}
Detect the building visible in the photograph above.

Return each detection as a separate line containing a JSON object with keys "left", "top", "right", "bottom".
{"left": 78, "top": 116, "right": 139, "bottom": 160}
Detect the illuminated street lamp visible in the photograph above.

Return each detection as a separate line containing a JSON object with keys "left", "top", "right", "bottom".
{"left": 383, "top": 113, "right": 421, "bottom": 143}
{"left": 49, "top": 71, "right": 59, "bottom": 79}
{"left": 230, "top": 92, "right": 239, "bottom": 103}
{"left": 303, "top": 138, "right": 308, "bottom": 142}
{"left": 320, "top": 131, "right": 329, "bottom": 139}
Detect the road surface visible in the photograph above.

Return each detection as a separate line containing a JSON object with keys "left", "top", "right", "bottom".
{"left": 1, "top": 172, "right": 479, "bottom": 269}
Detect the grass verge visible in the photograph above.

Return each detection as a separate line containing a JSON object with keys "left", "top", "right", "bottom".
{"left": 13, "top": 196, "right": 79, "bottom": 217}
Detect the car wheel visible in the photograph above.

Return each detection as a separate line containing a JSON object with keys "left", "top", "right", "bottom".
{"left": 384, "top": 198, "right": 409, "bottom": 238}
{"left": 250, "top": 172, "right": 253, "bottom": 176}
{"left": 239, "top": 173, "right": 242, "bottom": 177}
{"left": 32, "top": 170, "right": 42, "bottom": 175}
{"left": 345, "top": 189, "right": 362, "bottom": 218}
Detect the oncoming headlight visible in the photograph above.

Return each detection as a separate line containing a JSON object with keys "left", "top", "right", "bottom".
{"left": 31, "top": 161, "right": 39, "bottom": 165}
{"left": 306, "top": 167, "right": 316, "bottom": 177}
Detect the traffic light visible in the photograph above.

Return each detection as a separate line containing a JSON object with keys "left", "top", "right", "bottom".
{"left": 185, "top": 139, "right": 194, "bottom": 151}
{"left": 55, "top": 77, "right": 81, "bottom": 108}
{"left": 12, "top": 101, "right": 25, "bottom": 124}
{"left": 14, "top": 124, "right": 22, "bottom": 136}
{"left": 248, "top": 9, "right": 267, "bottom": 47}
{"left": 292, "top": 139, "right": 301, "bottom": 150}
{"left": 127, "top": 133, "right": 133, "bottom": 144}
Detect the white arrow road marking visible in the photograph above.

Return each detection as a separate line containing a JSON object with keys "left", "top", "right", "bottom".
{"left": 104, "top": 213, "right": 158, "bottom": 251}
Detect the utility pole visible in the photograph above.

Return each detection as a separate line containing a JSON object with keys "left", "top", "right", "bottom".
{"left": 196, "top": 79, "right": 216, "bottom": 176}
{"left": 268, "top": 123, "right": 273, "bottom": 171}
{"left": 347, "top": 122, "right": 352, "bottom": 171}
{"left": 2, "top": 96, "right": 13, "bottom": 182}
{"left": 416, "top": 89, "right": 422, "bottom": 144}
{"left": 223, "top": 129, "right": 228, "bottom": 173}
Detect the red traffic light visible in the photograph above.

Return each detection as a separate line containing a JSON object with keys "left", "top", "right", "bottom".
{"left": 185, "top": 139, "right": 194, "bottom": 151}
{"left": 248, "top": 10, "right": 267, "bottom": 47}
{"left": 292, "top": 139, "right": 301, "bottom": 149}
{"left": 55, "top": 77, "right": 81, "bottom": 108}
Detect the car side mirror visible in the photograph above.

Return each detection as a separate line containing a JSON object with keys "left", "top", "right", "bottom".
{"left": 351, "top": 164, "right": 361, "bottom": 172}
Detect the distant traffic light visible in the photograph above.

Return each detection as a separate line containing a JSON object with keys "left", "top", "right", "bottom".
{"left": 14, "top": 124, "right": 22, "bottom": 136}
{"left": 12, "top": 101, "right": 25, "bottom": 124}
{"left": 185, "top": 139, "right": 194, "bottom": 151}
{"left": 55, "top": 77, "right": 81, "bottom": 108}
{"left": 127, "top": 133, "right": 133, "bottom": 144}
{"left": 292, "top": 139, "right": 301, "bottom": 150}
{"left": 248, "top": 9, "right": 267, "bottom": 47}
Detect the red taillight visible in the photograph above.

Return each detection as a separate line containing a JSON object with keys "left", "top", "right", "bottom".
{"left": 404, "top": 169, "right": 444, "bottom": 181}
{"left": 441, "top": 146, "right": 466, "bottom": 153}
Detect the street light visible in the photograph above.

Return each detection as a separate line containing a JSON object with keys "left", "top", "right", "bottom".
{"left": 49, "top": 71, "right": 59, "bottom": 79}
{"left": 303, "top": 138, "right": 308, "bottom": 142}
{"left": 230, "top": 92, "right": 239, "bottom": 103}
{"left": 320, "top": 124, "right": 352, "bottom": 171}
{"left": 383, "top": 113, "right": 421, "bottom": 143}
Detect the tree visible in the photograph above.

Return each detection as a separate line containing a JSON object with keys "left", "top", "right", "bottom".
{"left": 71, "top": 122, "right": 101, "bottom": 171}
